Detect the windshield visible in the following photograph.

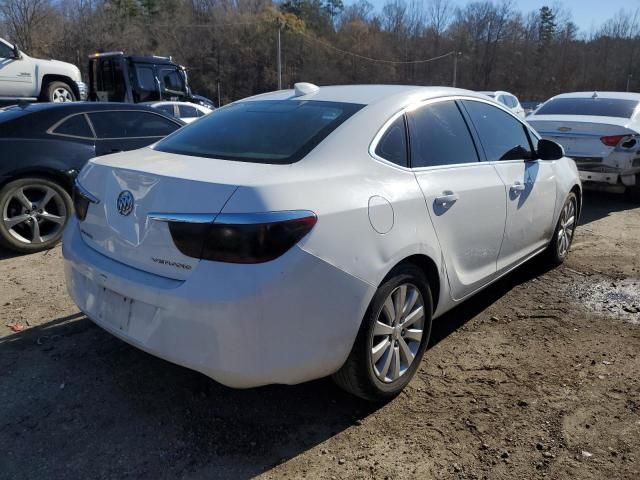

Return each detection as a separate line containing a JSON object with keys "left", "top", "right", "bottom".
{"left": 536, "top": 97, "right": 639, "bottom": 118}
{"left": 155, "top": 100, "right": 364, "bottom": 164}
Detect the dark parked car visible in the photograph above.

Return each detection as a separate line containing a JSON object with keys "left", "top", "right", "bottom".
{"left": 0, "top": 102, "right": 183, "bottom": 253}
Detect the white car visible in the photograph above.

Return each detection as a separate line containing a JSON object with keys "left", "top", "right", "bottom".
{"left": 144, "top": 101, "right": 212, "bottom": 123}
{"left": 64, "top": 84, "right": 581, "bottom": 401}
{"left": 527, "top": 91, "right": 640, "bottom": 202}
{"left": 480, "top": 91, "right": 526, "bottom": 118}
{"left": 0, "top": 37, "right": 86, "bottom": 102}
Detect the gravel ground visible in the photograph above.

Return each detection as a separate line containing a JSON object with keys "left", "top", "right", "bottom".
{"left": 0, "top": 191, "right": 639, "bottom": 479}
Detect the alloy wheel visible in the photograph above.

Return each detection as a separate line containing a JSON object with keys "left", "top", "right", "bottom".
{"left": 52, "top": 87, "right": 73, "bottom": 102}
{"left": 2, "top": 185, "right": 67, "bottom": 245}
{"left": 557, "top": 197, "right": 577, "bottom": 257}
{"left": 371, "top": 283, "right": 425, "bottom": 383}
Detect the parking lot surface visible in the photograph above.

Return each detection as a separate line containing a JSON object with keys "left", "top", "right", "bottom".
{"left": 0, "top": 192, "right": 639, "bottom": 479}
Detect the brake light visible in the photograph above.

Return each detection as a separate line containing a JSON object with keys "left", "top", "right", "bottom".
{"left": 600, "top": 135, "right": 625, "bottom": 147}
{"left": 165, "top": 211, "right": 317, "bottom": 264}
{"left": 72, "top": 181, "right": 99, "bottom": 221}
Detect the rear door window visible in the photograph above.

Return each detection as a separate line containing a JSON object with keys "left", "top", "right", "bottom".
{"left": 178, "top": 105, "right": 198, "bottom": 118}
{"left": 88, "top": 111, "right": 180, "bottom": 138}
{"left": 407, "top": 100, "right": 479, "bottom": 168}
{"left": 463, "top": 100, "right": 534, "bottom": 161}
{"left": 156, "top": 104, "right": 176, "bottom": 117}
{"left": 155, "top": 100, "right": 364, "bottom": 164}
{"left": 536, "top": 97, "right": 639, "bottom": 118}
{"left": 374, "top": 115, "right": 408, "bottom": 167}
{"left": 51, "top": 114, "right": 94, "bottom": 138}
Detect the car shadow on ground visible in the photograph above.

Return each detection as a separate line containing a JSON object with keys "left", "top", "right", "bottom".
{"left": 0, "top": 255, "right": 561, "bottom": 479}
{"left": 579, "top": 190, "right": 637, "bottom": 226}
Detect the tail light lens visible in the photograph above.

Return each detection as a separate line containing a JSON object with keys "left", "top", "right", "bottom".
{"left": 600, "top": 135, "right": 625, "bottom": 147}
{"left": 73, "top": 181, "right": 99, "bottom": 221}
{"left": 163, "top": 211, "right": 317, "bottom": 264}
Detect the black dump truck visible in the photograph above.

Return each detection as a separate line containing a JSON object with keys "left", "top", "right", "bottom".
{"left": 87, "top": 52, "right": 214, "bottom": 108}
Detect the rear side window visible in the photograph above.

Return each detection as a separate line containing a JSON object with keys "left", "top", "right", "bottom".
{"left": 407, "top": 100, "right": 479, "bottom": 168}
{"left": 155, "top": 100, "right": 364, "bottom": 164}
{"left": 374, "top": 115, "right": 408, "bottom": 167}
{"left": 536, "top": 97, "right": 639, "bottom": 118}
{"left": 463, "top": 100, "right": 533, "bottom": 161}
{"left": 156, "top": 105, "right": 176, "bottom": 116}
{"left": 51, "top": 114, "right": 93, "bottom": 138}
{"left": 178, "top": 105, "right": 198, "bottom": 118}
{"left": 89, "top": 111, "right": 179, "bottom": 138}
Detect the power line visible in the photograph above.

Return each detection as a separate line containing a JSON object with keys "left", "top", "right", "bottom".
{"left": 298, "top": 31, "right": 456, "bottom": 65}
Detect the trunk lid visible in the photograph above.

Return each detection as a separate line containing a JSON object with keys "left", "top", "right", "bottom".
{"left": 528, "top": 114, "right": 637, "bottom": 159}
{"left": 77, "top": 152, "right": 241, "bottom": 280}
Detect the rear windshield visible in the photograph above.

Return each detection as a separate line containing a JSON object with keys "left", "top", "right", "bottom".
{"left": 536, "top": 97, "right": 639, "bottom": 118}
{"left": 154, "top": 100, "right": 364, "bottom": 164}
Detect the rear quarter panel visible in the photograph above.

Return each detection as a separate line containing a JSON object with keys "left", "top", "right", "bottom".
{"left": 0, "top": 138, "right": 95, "bottom": 183}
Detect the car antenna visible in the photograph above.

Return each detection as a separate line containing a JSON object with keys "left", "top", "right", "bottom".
{"left": 591, "top": 91, "right": 598, "bottom": 99}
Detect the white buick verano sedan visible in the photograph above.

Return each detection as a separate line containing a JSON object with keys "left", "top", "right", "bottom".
{"left": 64, "top": 84, "right": 581, "bottom": 401}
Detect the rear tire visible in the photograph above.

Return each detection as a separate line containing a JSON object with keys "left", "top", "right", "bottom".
{"left": 0, "top": 177, "right": 72, "bottom": 253}
{"left": 43, "top": 81, "right": 76, "bottom": 103}
{"left": 542, "top": 192, "right": 578, "bottom": 266}
{"left": 332, "top": 264, "right": 433, "bottom": 402}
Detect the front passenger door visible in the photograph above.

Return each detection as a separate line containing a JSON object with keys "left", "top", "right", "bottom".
{"left": 409, "top": 99, "right": 507, "bottom": 301}
{"left": 462, "top": 100, "right": 557, "bottom": 272}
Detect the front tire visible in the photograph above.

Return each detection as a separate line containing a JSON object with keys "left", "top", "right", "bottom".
{"left": 332, "top": 264, "right": 433, "bottom": 402}
{"left": 0, "top": 177, "right": 72, "bottom": 253}
{"left": 543, "top": 192, "right": 578, "bottom": 266}
{"left": 43, "top": 81, "right": 76, "bottom": 103}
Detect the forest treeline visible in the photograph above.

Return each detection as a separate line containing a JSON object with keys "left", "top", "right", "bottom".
{"left": 1, "top": 0, "right": 639, "bottom": 103}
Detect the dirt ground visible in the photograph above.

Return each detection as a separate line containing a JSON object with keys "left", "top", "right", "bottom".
{"left": 0, "top": 191, "right": 639, "bottom": 480}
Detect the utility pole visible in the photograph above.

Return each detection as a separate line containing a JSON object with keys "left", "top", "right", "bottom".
{"left": 277, "top": 20, "right": 282, "bottom": 90}
{"left": 452, "top": 51, "right": 462, "bottom": 87}
{"left": 627, "top": 74, "right": 633, "bottom": 92}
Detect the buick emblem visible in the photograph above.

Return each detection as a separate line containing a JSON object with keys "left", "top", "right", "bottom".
{"left": 116, "top": 190, "right": 134, "bottom": 216}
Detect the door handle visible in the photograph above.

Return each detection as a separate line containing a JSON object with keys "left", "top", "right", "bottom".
{"left": 434, "top": 191, "right": 459, "bottom": 206}
{"left": 510, "top": 181, "right": 526, "bottom": 193}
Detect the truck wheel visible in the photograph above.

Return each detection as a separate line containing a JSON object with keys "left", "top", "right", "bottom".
{"left": 44, "top": 81, "right": 76, "bottom": 103}
{"left": 0, "top": 177, "right": 72, "bottom": 253}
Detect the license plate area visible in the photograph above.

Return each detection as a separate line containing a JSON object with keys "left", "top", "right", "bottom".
{"left": 95, "top": 286, "right": 133, "bottom": 332}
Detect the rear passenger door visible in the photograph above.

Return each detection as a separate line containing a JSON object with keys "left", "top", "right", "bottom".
{"left": 461, "top": 99, "right": 556, "bottom": 271}
{"left": 87, "top": 110, "right": 181, "bottom": 156}
{"left": 409, "top": 99, "right": 507, "bottom": 300}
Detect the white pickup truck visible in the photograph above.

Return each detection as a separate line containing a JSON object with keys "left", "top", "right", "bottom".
{"left": 0, "top": 37, "right": 86, "bottom": 102}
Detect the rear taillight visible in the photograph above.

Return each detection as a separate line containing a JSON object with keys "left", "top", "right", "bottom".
{"left": 600, "top": 135, "right": 625, "bottom": 147}
{"left": 160, "top": 211, "right": 317, "bottom": 264}
{"left": 73, "top": 181, "right": 99, "bottom": 221}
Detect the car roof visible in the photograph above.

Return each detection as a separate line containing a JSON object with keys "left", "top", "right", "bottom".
{"left": 550, "top": 91, "right": 640, "bottom": 101}
{"left": 479, "top": 90, "right": 513, "bottom": 96}
{"left": 241, "top": 84, "right": 488, "bottom": 107}
{"left": 2, "top": 102, "right": 163, "bottom": 114}
{"left": 142, "top": 101, "right": 207, "bottom": 108}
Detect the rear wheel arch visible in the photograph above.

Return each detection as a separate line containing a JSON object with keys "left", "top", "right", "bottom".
{"left": 569, "top": 184, "right": 582, "bottom": 219}
{"left": 382, "top": 254, "right": 441, "bottom": 314}
{"left": 0, "top": 170, "right": 73, "bottom": 194}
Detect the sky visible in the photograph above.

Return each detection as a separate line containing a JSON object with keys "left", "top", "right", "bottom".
{"left": 362, "top": 0, "right": 640, "bottom": 33}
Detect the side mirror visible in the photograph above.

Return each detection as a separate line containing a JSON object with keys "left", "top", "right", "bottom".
{"left": 537, "top": 139, "right": 564, "bottom": 160}
{"left": 12, "top": 44, "right": 20, "bottom": 59}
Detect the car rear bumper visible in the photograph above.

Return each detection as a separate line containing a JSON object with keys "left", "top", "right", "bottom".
{"left": 62, "top": 220, "right": 374, "bottom": 388}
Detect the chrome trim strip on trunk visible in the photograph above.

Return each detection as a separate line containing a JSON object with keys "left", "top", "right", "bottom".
{"left": 148, "top": 210, "right": 316, "bottom": 225}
